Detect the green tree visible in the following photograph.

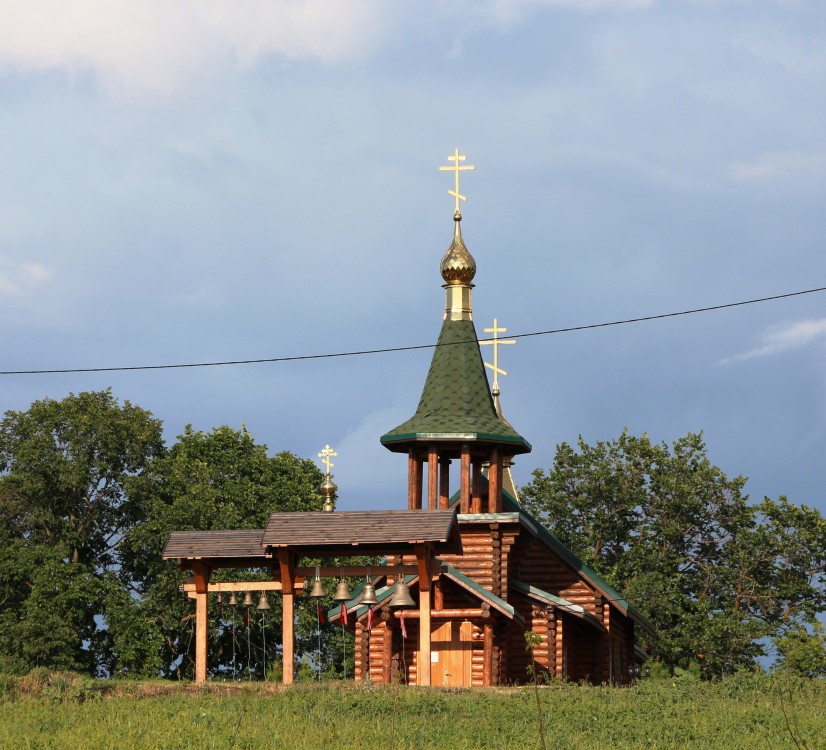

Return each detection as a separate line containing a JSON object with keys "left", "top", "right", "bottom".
{"left": 521, "top": 431, "right": 826, "bottom": 676}
{"left": 773, "top": 621, "right": 826, "bottom": 679}
{"left": 0, "top": 390, "right": 164, "bottom": 675}
{"left": 122, "top": 424, "right": 328, "bottom": 679}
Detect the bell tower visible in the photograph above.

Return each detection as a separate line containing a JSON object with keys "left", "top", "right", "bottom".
{"left": 380, "top": 150, "right": 531, "bottom": 513}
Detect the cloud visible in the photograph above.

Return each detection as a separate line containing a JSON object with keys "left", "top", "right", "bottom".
{"left": 720, "top": 319, "right": 826, "bottom": 364}
{"left": 0, "top": 0, "right": 384, "bottom": 96}
{"left": 0, "top": 256, "right": 52, "bottom": 301}
{"left": 727, "top": 152, "right": 826, "bottom": 182}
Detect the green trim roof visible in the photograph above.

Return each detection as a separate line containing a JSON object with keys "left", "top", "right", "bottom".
{"left": 381, "top": 318, "right": 530, "bottom": 452}
{"left": 450, "top": 480, "right": 654, "bottom": 633}
{"left": 509, "top": 578, "right": 606, "bottom": 632}
{"left": 440, "top": 564, "right": 520, "bottom": 622}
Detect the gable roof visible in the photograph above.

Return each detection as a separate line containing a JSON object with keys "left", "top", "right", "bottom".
{"left": 380, "top": 318, "right": 530, "bottom": 453}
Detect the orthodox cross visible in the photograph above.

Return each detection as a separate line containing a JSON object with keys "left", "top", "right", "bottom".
{"left": 481, "top": 318, "right": 515, "bottom": 391}
{"left": 438, "top": 148, "right": 475, "bottom": 213}
{"left": 318, "top": 444, "right": 337, "bottom": 475}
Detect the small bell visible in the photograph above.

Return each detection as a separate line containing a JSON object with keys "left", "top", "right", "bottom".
{"left": 257, "top": 592, "right": 271, "bottom": 610}
{"left": 242, "top": 591, "right": 254, "bottom": 607}
{"left": 389, "top": 579, "right": 415, "bottom": 608}
{"left": 334, "top": 578, "right": 352, "bottom": 601}
{"left": 360, "top": 580, "right": 379, "bottom": 606}
{"left": 309, "top": 578, "right": 325, "bottom": 598}
{"left": 229, "top": 592, "right": 238, "bottom": 606}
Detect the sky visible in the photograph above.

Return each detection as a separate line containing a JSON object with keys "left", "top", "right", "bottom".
{"left": 1, "top": 0, "right": 825, "bottom": 516}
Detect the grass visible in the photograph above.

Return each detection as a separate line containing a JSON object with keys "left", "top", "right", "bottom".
{"left": 0, "top": 671, "right": 824, "bottom": 749}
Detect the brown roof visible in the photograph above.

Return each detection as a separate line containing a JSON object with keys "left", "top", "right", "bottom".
{"left": 261, "top": 509, "right": 460, "bottom": 553}
{"left": 163, "top": 529, "right": 266, "bottom": 560}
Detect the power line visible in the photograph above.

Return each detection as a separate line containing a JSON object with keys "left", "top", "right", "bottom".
{"left": 2, "top": 285, "right": 824, "bottom": 376}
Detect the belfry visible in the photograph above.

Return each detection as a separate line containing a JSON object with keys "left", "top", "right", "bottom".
{"left": 163, "top": 151, "right": 651, "bottom": 686}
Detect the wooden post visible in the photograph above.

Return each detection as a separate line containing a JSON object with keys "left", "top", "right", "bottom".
{"left": 471, "top": 458, "right": 482, "bottom": 514}
{"left": 278, "top": 549, "right": 295, "bottom": 685}
{"left": 381, "top": 609, "right": 394, "bottom": 683}
{"left": 488, "top": 447, "right": 502, "bottom": 513}
{"left": 408, "top": 450, "right": 423, "bottom": 510}
{"left": 482, "top": 621, "right": 494, "bottom": 686}
{"left": 415, "top": 544, "right": 432, "bottom": 686}
{"left": 459, "top": 445, "right": 471, "bottom": 513}
{"left": 555, "top": 614, "right": 564, "bottom": 679}
{"left": 439, "top": 458, "right": 450, "bottom": 509}
{"left": 192, "top": 561, "right": 210, "bottom": 683}
{"left": 427, "top": 445, "right": 438, "bottom": 510}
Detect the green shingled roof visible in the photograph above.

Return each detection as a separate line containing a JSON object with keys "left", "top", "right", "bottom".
{"left": 381, "top": 317, "right": 530, "bottom": 452}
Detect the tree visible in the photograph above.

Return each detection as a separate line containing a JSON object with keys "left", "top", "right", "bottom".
{"left": 521, "top": 430, "right": 826, "bottom": 676}
{"left": 0, "top": 390, "right": 164, "bottom": 674}
{"left": 122, "top": 424, "right": 329, "bottom": 679}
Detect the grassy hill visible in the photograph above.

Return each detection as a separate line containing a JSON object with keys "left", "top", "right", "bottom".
{"left": 1, "top": 670, "right": 823, "bottom": 749}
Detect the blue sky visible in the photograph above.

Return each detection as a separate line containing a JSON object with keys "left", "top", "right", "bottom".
{"left": 1, "top": 0, "right": 825, "bottom": 514}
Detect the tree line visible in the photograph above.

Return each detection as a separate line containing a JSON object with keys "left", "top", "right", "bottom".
{"left": 1, "top": 391, "right": 824, "bottom": 679}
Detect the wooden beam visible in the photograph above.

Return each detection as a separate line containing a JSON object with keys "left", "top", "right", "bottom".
{"left": 408, "top": 450, "right": 423, "bottom": 510}
{"left": 459, "top": 444, "right": 471, "bottom": 513}
{"left": 482, "top": 621, "right": 493, "bottom": 686}
{"left": 383, "top": 619, "right": 394, "bottom": 684}
{"left": 192, "top": 561, "right": 210, "bottom": 684}
{"left": 427, "top": 445, "right": 438, "bottom": 510}
{"left": 471, "top": 458, "right": 482, "bottom": 514}
{"left": 390, "top": 608, "right": 484, "bottom": 619}
{"left": 488, "top": 447, "right": 502, "bottom": 513}
{"left": 278, "top": 549, "right": 295, "bottom": 685}
{"left": 419, "top": 585, "right": 431, "bottom": 686}
{"left": 415, "top": 544, "right": 431, "bottom": 592}
{"left": 439, "top": 458, "right": 450, "bottom": 509}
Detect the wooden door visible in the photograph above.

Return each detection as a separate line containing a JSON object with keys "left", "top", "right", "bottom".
{"left": 430, "top": 620, "right": 472, "bottom": 687}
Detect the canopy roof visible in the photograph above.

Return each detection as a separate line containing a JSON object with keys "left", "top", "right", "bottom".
{"left": 381, "top": 318, "right": 531, "bottom": 453}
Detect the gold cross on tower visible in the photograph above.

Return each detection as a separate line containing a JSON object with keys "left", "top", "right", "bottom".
{"left": 439, "top": 148, "right": 476, "bottom": 213}
{"left": 318, "top": 444, "right": 337, "bottom": 475}
{"left": 481, "top": 318, "right": 516, "bottom": 392}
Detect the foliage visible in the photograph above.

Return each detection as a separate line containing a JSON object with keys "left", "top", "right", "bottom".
{"left": 773, "top": 621, "right": 826, "bottom": 679}
{"left": 0, "top": 674, "right": 825, "bottom": 749}
{"left": 0, "top": 391, "right": 164, "bottom": 675}
{"left": 521, "top": 430, "right": 826, "bottom": 676}
{"left": 121, "top": 423, "right": 329, "bottom": 679}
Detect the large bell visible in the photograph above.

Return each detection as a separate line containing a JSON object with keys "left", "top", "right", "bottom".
{"left": 242, "top": 591, "right": 254, "bottom": 607}
{"left": 229, "top": 592, "right": 238, "bottom": 606}
{"left": 257, "top": 593, "right": 271, "bottom": 610}
{"left": 333, "top": 578, "right": 352, "bottom": 601}
{"left": 309, "top": 578, "right": 325, "bottom": 598}
{"left": 389, "top": 579, "right": 415, "bottom": 608}
{"left": 360, "top": 580, "right": 379, "bottom": 606}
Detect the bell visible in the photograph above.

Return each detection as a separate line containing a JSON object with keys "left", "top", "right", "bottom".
{"left": 242, "top": 591, "right": 254, "bottom": 607}
{"left": 257, "top": 593, "right": 271, "bottom": 610}
{"left": 309, "top": 578, "right": 325, "bottom": 598}
{"left": 389, "top": 579, "right": 415, "bottom": 608}
{"left": 360, "top": 580, "right": 379, "bottom": 606}
{"left": 229, "top": 592, "right": 238, "bottom": 606}
{"left": 333, "top": 578, "right": 352, "bottom": 601}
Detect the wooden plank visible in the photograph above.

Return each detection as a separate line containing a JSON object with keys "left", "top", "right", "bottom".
{"left": 390, "top": 609, "right": 484, "bottom": 619}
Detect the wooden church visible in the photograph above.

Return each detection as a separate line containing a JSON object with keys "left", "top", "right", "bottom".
{"left": 163, "top": 152, "right": 651, "bottom": 687}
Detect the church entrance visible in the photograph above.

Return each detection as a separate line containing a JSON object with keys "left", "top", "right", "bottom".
{"left": 427, "top": 620, "right": 473, "bottom": 687}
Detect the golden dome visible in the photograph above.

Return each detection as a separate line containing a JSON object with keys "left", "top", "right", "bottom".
{"left": 440, "top": 211, "right": 476, "bottom": 286}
